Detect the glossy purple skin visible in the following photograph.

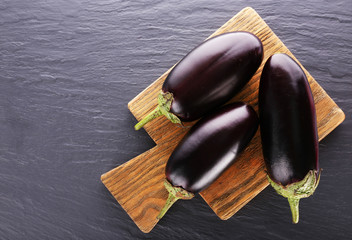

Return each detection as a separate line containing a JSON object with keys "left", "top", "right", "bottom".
{"left": 259, "top": 53, "right": 319, "bottom": 186}
{"left": 162, "top": 32, "right": 263, "bottom": 122}
{"left": 165, "top": 102, "right": 259, "bottom": 193}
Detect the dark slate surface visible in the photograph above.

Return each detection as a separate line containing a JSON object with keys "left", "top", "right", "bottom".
{"left": 0, "top": 0, "right": 351, "bottom": 239}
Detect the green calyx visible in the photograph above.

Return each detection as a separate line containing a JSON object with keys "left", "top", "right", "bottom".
{"left": 134, "top": 91, "right": 181, "bottom": 130}
{"left": 267, "top": 169, "right": 321, "bottom": 224}
{"left": 157, "top": 179, "right": 194, "bottom": 220}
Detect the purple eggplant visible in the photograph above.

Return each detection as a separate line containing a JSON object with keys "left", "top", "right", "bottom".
{"left": 157, "top": 102, "right": 259, "bottom": 220}
{"left": 259, "top": 53, "right": 321, "bottom": 223}
{"left": 134, "top": 32, "right": 263, "bottom": 130}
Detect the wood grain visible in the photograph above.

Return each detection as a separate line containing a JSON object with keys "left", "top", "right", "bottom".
{"left": 101, "top": 7, "right": 345, "bottom": 233}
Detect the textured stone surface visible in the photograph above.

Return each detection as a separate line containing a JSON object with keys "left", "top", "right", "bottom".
{"left": 0, "top": 0, "right": 351, "bottom": 239}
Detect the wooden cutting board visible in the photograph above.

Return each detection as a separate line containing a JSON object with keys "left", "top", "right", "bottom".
{"left": 101, "top": 7, "right": 345, "bottom": 233}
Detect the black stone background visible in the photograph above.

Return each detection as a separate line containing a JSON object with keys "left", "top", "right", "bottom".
{"left": 0, "top": 0, "right": 351, "bottom": 239}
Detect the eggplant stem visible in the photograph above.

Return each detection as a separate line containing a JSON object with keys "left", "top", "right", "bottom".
{"left": 288, "top": 198, "right": 300, "bottom": 224}
{"left": 157, "top": 190, "right": 179, "bottom": 220}
{"left": 157, "top": 179, "right": 194, "bottom": 220}
{"left": 134, "top": 106, "right": 162, "bottom": 130}
{"left": 267, "top": 169, "right": 321, "bottom": 224}
{"left": 134, "top": 91, "right": 181, "bottom": 130}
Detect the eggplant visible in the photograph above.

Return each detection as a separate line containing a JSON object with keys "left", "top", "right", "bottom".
{"left": 259, "top": 53, "right": 321, "bottom": 223}
{"left": 134, "top": 31, "right": 263, "bottom": 130}
{"left": 157, "top": 102, "right": 259, "bottom": 220}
